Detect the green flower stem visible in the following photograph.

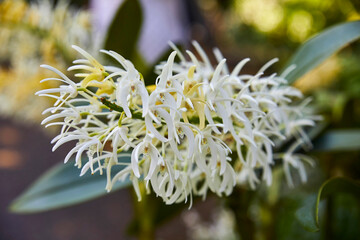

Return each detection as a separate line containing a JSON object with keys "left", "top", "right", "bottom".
{"left": 132, "top": 182, "right": 156, "bottom": 240}
{"left": 226, "top": 187, "right": 256, "bottom": 240}
{"left": 100, "top": 98, "right": 143, "bottom": 120}
{"left": 100, "top": 97, "right": 224, "bottom": 127}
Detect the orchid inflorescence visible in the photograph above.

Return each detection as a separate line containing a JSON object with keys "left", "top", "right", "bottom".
{"left": 36, "top": 41, "right": 318, "bottom": 206}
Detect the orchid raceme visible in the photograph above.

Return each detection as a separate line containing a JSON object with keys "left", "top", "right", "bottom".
{"left": 36, "top": 42, "right": 319, "bottom": 205}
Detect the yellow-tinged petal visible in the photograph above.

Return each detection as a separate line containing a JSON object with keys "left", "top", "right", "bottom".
{"left": 72, "top": 45, "right": 105, "bottom": 72}
{"left": 182, "top": 111, "right": 189, "bottom": 124}
{"left": 81, "top": 73, "right": 104, "bottom": 88}
{"left": 187, "top": 83, "right": 206, "bottom": 96}
{"left": 188, "top": 65, "right": 196, "bottom": 80}
{"left": 193, "top": 101, "right": 205, "bottom": 129}
{"left": 93, "top": 81, "right": 115, "bottom": 95}
{"left": 146, "top": 84, "right": 156, "bottom": 93}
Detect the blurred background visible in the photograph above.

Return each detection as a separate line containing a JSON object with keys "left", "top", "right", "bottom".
{"left": 1, "top": 0, "right": 360, "bottom": 239}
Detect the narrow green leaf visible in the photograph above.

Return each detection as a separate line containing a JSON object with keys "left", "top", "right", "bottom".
{"left": 312, "top": 129, "right": 360, "bottom": 152}
{"left": 9, "top": 153, "right": 132, "bottom": 213}
{"left": 103, "top": 0, "right": 142, "bottom": 60}
{"left": 295, "top": 194, "right": 321, "bottom": 232}
{"left": 282, "top": 21, "right": 360, "bottom": 84}
{"left": 295, "top": 178, "right": 360, "bottom": 232}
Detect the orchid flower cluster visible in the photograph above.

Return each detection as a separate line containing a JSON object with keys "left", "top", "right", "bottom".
{"left": 36, "top": 42, "right": 318, "bottom": 205}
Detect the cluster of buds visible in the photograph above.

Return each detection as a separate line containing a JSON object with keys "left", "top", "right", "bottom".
{"left": 37, "top": 42, "right": 318, "bottom": 205}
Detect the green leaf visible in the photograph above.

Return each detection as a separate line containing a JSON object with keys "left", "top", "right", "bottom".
{"left": 295, "top": 194, "right": 322, "bottom": 232}
{"left": 275, "top": 194, "right": 321, "bottom": 239}
{"left": 9, "top": 153, "right": 132, "bottom": 213}
{"left": 103, "top": 0, "right": 143, "bottom": 61}
{"left": 312, "top": 129, "right": 360, "bottom": 152}
{"left": 295, "top": 178, "right": 360, "bottom": 232}
{"left": 282, "top": 21, "right": 360, "bottom": 84}
{"left": 331, "top": 194, "right": 360, "bottom": 239}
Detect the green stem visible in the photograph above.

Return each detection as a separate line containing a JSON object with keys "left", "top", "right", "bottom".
{"left": 101, "top": 98, "right": 143, "bottom": 120}
{"left": 225, "top": 187, "right": 256, "bottom": 240}
{"left": 132, "top": 182, "right": 156, "bottom": 240}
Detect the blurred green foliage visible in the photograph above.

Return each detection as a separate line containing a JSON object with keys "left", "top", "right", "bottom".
{"left": 198, "top": 0, "right": 360, "bottom": 65}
